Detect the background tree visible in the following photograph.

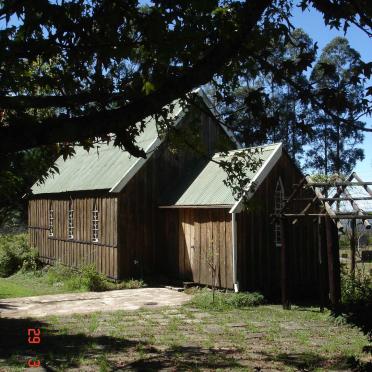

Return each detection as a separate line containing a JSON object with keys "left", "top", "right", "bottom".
{"left": 217, "top": 28, "right": 315, "bottom": 166}
{"left": 307, "top": 37, "right": 367, "bottom": 176}
{"left": 0, "top": 0, "right": 371, "bottom": 221}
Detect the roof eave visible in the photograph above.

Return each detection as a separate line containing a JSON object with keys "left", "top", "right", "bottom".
{"left": 229, "top": 143, "right": 283, "bottom": 214}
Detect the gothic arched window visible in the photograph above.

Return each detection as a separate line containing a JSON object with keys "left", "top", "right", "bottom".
{"left": 274, "top": 178, "right": 284, "bottom": 247}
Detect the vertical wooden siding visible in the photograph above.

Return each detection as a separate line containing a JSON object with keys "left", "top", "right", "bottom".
{"left": 117, "top": 109, "right": 234, "bottom": 279}
{"left": 28, "top": 195, "right": 118, "bottom": 279}
{"left": 237, "top": 152, "right": 321, "bottom": 300}
{"left": 161, "top": 208, "right": 234, "bottom": 289}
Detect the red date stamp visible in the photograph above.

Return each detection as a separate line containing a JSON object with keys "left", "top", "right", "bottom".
{"left": 27, "top": 328, "right": 41, "bottom": 368}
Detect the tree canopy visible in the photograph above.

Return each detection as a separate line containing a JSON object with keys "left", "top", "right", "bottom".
{"left": 1, "top": 0, "right": 371, "bottom": 159}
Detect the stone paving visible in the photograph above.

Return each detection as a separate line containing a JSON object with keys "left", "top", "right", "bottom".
{"left": 0, "top": 287, "right": 190, "bottom": 318}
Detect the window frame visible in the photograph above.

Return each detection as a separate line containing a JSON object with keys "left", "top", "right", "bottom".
{"left": 67, "top": 200, "right": 74, "bottom": 240}
{"left": 48, "top": 202, "right": 54, "bottom": 237}
{"left": 92, "top": 200, "right": 99, "bottom": 243}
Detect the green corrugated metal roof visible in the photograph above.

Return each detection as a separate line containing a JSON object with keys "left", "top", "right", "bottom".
{"left": 171, "top": 143, "right": 279, "bottom": 206}
{"left": 31, "top": 104, "right": 182, "bottom": 195}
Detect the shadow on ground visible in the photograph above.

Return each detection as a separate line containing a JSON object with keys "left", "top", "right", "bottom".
{"left": 332, "top": 303, "right": 372, "bottom": 340}
{"left": 1, "top": 314, "right": 370, "bottom": 371}
{"left": 0, "top": 317, "right": 244, "bottom": 371}
{"left": 259, "top": 351, "right": 371, "bottom": 372}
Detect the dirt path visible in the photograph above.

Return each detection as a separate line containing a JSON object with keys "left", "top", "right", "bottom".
{"left": 0, "top": 287, "right": 190, "bottom": 318}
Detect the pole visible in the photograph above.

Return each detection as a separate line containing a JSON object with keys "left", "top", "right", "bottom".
{"left": 317, "top": 216, "right": 325, "bottom": 312}
{"left": 280, "top": 216, "right": 290, "bottom": 310}
{"left": 231, "top": 212, "right": 239, "bottom": 292}
{"left": 325, "top": 216, "right": 340, "bottom": 308}
{"left": 350, "top": 219, "right": 356, "bottom": 278}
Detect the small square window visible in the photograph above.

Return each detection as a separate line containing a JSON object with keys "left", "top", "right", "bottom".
{"left": 67, "top": 202, "right": 74, "bottom": 239}
{"left": 48, "top": 204, "right": 54, "bottom": 237}
{"left": 92, "top": 207, "right": 99, "bottom": 243}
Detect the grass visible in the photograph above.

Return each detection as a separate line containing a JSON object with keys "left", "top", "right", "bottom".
{"left": 0, "top": 302, "right": 370, "bottom": 371}
{"left": 0, "top": 267, "right": 145, "bottom": 299}
{"left": 190, "top": 288, "right": 265, "bottom": 310}
{"left": 0, "top": 270, "right": 77, "bottom": 299}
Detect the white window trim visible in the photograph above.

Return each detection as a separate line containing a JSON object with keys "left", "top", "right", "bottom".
{"left": 48, "top": 203, "right": 54, "bottom": 237}
{"left": 67, "top": 202, "right": 74, "bottom": 240}
{"left": 92, "top": 204, "right": 99, "bottom": 243}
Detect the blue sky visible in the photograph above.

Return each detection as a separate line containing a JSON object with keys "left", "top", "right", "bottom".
{"left": 290, "top": 4, "right": 372, "bottom": 180}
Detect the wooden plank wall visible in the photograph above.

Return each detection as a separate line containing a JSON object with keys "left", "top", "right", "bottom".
{"left": 117, "top": 109, "right": 235, "bottom": 279}
{"left": 28, "top": 195, "right": 118, "bottom": 279}
{"left": 161, "top": 208, "right": 234, "bottom": 289}
{"left": 237, "top": 152, "right": 321, "bottom": 301}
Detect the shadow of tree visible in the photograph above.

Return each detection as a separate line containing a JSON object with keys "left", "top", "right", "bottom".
{"left": 332, "top": 303, "right": 372, "bottom": 340}
{"left": 259, "top": 351, "right": 372, "bottom": 371}
{"left": 0, "top": 317, "right": 244, "bottom": 370}
{"left": 0, "top": 317, "right": 143, "bottom": 369}
{"left": 122, "top": 345, "right": 242, "bottom": 370}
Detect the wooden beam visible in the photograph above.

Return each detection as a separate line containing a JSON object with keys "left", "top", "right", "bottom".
{"left": 352, "top": 172, "right": 372, "bottom": 197}
{"left": 325, "top": 215, "right": 340, "bottom": 308}
{"left": 271, "top": 176, "right": 308, "bottom": 224}
{"left": 328, "top": 173, "right": 355, "bottom": 207}
{"left": 342, "top": 188, "right": 371, "bottom": 229}
{"left": 293, "top": 196, "right": 372, "bottom": 202}
{"left": 306, "top": 176, "right": 344, "bottom": 232}
{"left": 292, "top": 195, "right": 318, "bottom": 225}
{"left": 280, "top": 217, "right": 290, "bottom": 310}
{"left": 284, "top": 213, "right": 368, "bottom": 219}
{"left": 317, "top": 216, "right": 326, "bottom": 312}
{"left": 306, "top": 181, "right": 372, "bottom": 187}
{"left": 281, "top": 176, "right": 308, "bottom": 212}
{"left": 350, "top": 219, "right": 357, "bottom": 277}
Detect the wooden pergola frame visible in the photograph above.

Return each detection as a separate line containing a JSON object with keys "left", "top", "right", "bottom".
{"left": 273, "top": 172, "right": 372, "bottom": 310}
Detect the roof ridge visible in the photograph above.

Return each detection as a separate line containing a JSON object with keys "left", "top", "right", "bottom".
{"left": 213, "top": 142, "right": 282, "bottom": 159}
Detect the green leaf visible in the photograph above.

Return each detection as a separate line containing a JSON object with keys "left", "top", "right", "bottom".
{"left": 142, "top": 81, "right": 155, "bottom": 95}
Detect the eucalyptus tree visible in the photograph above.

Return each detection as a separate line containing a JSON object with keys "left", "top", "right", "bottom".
{"left": 307, "top": 37, "right": 368, "bottom": 175}
{"left": 0, "top": 0, "right": 371, "bottom": 207}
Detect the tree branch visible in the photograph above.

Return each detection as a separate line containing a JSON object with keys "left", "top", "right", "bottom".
{"left": 0, "top": 0, "right": 273, "bottom": 156}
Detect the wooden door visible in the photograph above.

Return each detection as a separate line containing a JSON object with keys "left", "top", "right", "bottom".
{"left": 179, "top": 209, "right": 195, "bottom": 281}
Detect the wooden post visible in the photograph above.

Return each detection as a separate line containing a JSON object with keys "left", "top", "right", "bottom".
{"left": 350, "top": 219, "right": 356, "bottom": 278}
{"left": 325, "top": 216, "right": 340, "bottom": 308}
{"left": 280, "top": 216, "right": 290, "bottom": 310}
{"left": 332, "top": 221, "right": 341, "bottom": 304}
{"left": 317, "top": 216, "right": 326, "bottom": 312}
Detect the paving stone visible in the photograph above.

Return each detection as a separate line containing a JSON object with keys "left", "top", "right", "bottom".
{"left": 193, "top": 312, "right": 210, "bottom": 319}
{"left": 0, "top": 288, "right": 191, "bottom": 319}
{"left": 204, "top": 325, "right": 224, "bottom": 334}
{"left": 226, "top": 322, "right": 247, "bottom": 328}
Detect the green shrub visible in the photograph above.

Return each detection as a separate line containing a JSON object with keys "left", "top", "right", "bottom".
{"left": 45, "top": 262, "right": 109, "bottom": 291}
{"left": 45, "top": 261, "right": 76, "bottom": 285}
{"left": 190, "top": 288, "right": 265, "bottom": 311}
{"left": 341, "top": 267, "right": 372, "bottom": 306}
{"left": 115, "top": 278, "right": 145, "bottom": 289}
{"left": 79, "top": 264, "right": 110, "bottom": 291}
{"left": 20, "top": 248, "right": 42, "bottom": 272}
{"left": 0, "top": 234, "right": 41, "bottom": 277}
{"left": 226, "top": 291, "right": 265, "bottom": 308}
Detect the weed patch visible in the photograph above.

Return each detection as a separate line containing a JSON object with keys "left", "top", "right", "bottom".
{"left": 190, "top": 288, "right": 265, "bottom": 310}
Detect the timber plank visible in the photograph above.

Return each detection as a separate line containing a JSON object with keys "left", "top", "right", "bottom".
{"left": 212, "top": 211, "right": 220, "bottom": 288}
{"left": 190, "top": 209, "right": 195, "bottom": 281}
{"left": 225, "top": 213, "right": 233, "bottom": 289}
{"left": 179, "top": 209, "right": 185, "bottom": 280}
{"left": 193, "top": 212, "right": 201, "bottom": 283}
